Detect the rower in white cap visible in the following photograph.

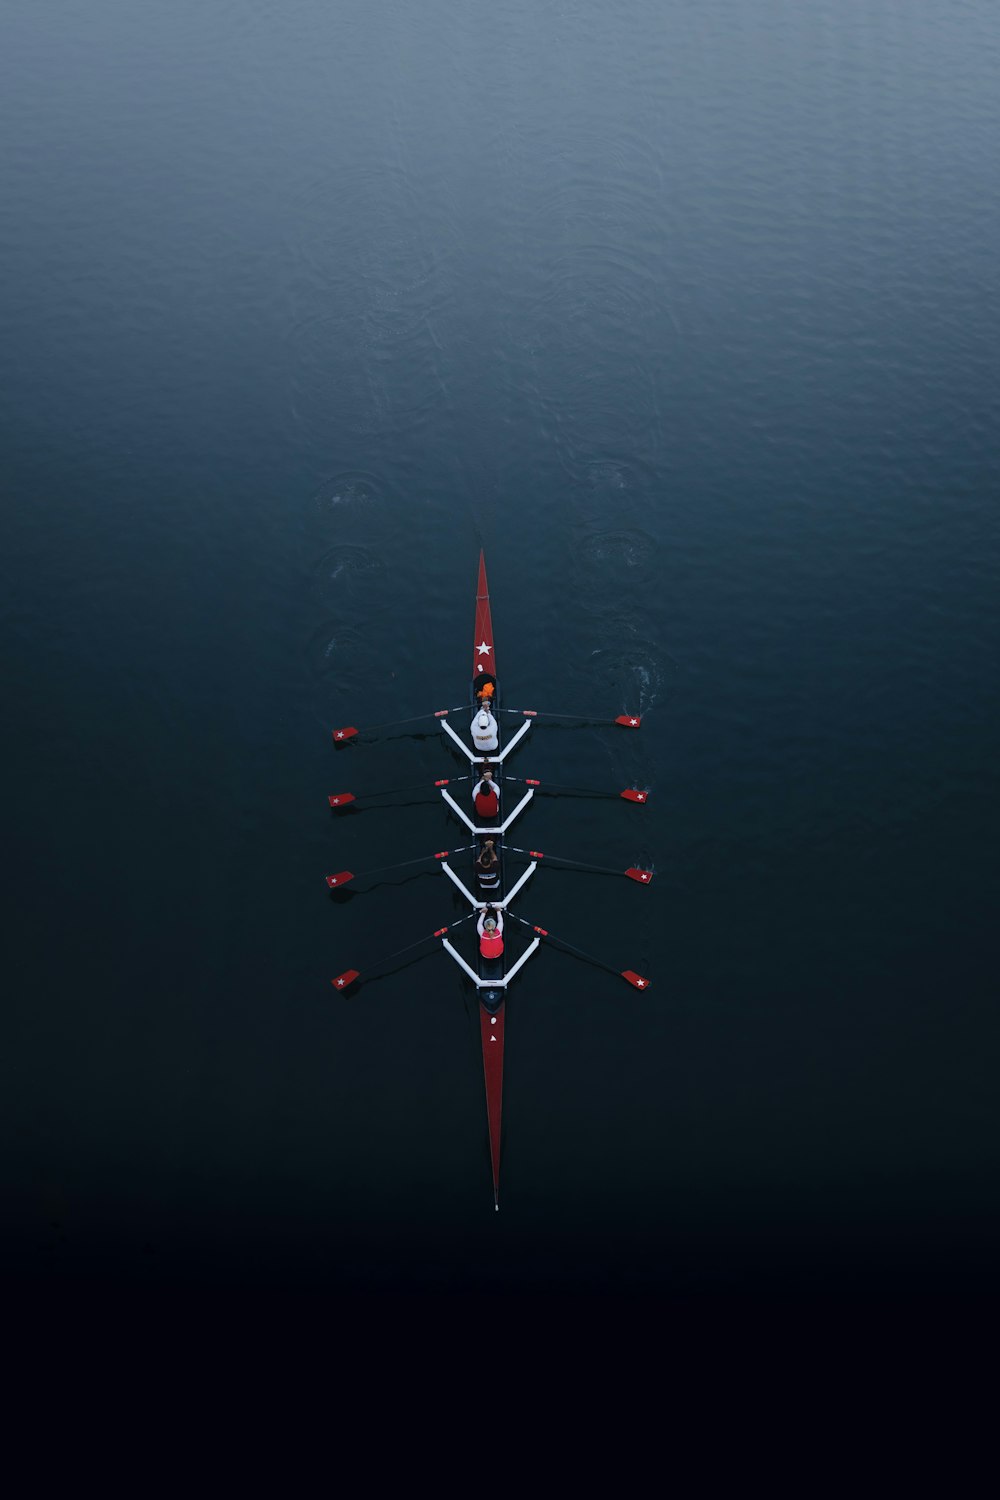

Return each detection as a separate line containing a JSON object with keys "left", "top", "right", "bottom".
{"left": 472, "top": 700, "right": 498, "bottom": 752}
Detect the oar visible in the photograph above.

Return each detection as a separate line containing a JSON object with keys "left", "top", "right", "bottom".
{"left": 332, "top": 911, "right": 477, "bottom": 990}
{"left": 500, "top": 708, "right": 642, "bottom": 729}
{"left": 329, "top": 775, "right": 472, "bottom": 809}
{"left": 508, "top": 913, "right": 651, "bottom": 990}
{"left": 332, "top": 708, "right": 467, "bottom": 743}
{"left": 502, "top": 776, "right": 649, "bottom": 804}
{"left": 505, "top": 846, "right": 653, "bottom": 884}
{"left": 326, "top": 846, "right": 475, "bottom": 890}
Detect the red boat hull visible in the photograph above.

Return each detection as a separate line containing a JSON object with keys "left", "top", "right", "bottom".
{"left": 480, "top": 999, "right": 505, "bottom": 1209}
{"left": 473, "top": 551, "right": 495, "bottom": 683}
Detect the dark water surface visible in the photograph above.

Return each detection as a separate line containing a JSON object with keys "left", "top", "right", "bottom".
{"left": 2, "top": 0, "right": 999, "bottom": 1304}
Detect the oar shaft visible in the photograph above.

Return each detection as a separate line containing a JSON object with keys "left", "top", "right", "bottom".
{"left": 341, "top": 910, "right": 477, "bottom": 978}
{"left": 505, "top": 845, "right": 653, "bottom": 884}
{"left": 332, "top": 709, "right": 467, "bottom": 742}
{"left": 357, "top": 781, "right": 433, "bottom": 798}
{"left": 505, "top": 848, "right": 619, "bottom": 878}
{"left": 334, "top": 776, "right": 471, "bottom": 802}
{"left": 508, "top": 913, "right": 649, "bottom": 988}
{"left": 353, "top": 848, "right": 474, "bottom": 881}
{"left": 503, "top": 776, "right": 619, "bottom": 798}
{"left": 361, "top": 714, "right": 436, "bottom": 733}
{"left": 501, "top": 709, "right": 641, "bottom": 728}
{"left": 501, "top": 709, "right": 591, "bottom": 721}
{"left": 389, "top": 911, "right": 476, "bottom": 963}
{"left": 508, "top": 912, "right": 619, "bottom": 976}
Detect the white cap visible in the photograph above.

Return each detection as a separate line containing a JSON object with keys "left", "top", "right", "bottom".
{"left": 478, "top": 711, "right": 489, "bottom": 727}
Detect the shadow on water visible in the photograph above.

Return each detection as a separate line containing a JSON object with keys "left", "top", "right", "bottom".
{"left": 336, "top": 950, "right": 443, "bottom": 994}
{"left": 328, "top": 798, "right": 440, "bottom": 817}
{"left": 327, "top": 871, "right": 437, "bottom": 903}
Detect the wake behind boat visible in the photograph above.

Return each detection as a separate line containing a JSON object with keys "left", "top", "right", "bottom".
{"left": 327, "top": 551, "right": 652, "bottom": 1208}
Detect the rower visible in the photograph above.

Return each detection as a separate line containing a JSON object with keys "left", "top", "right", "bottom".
{"left": 472, "top": 703, "right": 498, "bottom": 752}
{"left": 477, "top": 907, "right": 504, "bottom": 958}
{"left": 472, "top": 763, "right": 500, "bottom": 822}
{"left": 475, "top": 838, "right": 501, "bottom": 893}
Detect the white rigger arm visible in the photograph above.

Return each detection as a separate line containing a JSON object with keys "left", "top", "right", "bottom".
{"left": 498, "top": 861, "right": 537, "bottom": 908}
{"left": 439, "top": 717, "right": 481, "bottom": 762}
{"left": 441, "top": 939, "right": 483, "bottom": 985}
{"left": 501, "top": 937, "right": 541, "bottom": 984}
{"left": 440, "top": 860, "right": 481, "bottom": 907}
{"left": 440, "top": 858, "right": 537, "bottom": 909}
{"left": 439, "top": 715, "right": 532, "bottom": 763}
{"left": 439, "top": 786, "right": 534, "bottom": 836}
{"left": 492, "top": 718, "right": 532, "bottom": 761}
{"left": 441, "top": 936, "right": 541, "bottom": 989}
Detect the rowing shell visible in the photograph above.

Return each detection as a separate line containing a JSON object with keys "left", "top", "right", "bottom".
{"left": 442, "top": 551, "right": 535, "bottom": 1208}
{"left": 473, "top": 555, "right": 503, "bottom": 1206}
{"left": 432, "top": 552, "right": 546, "bottom": 1205}
{"left": 328, "top": 550, "right": 651, "bottom": 1210}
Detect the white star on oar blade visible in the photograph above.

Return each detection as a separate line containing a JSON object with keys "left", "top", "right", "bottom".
{"left": 477, "top": 641, "right": 492, "bottom": 655}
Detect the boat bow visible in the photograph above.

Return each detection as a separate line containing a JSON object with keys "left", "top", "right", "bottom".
{"left": 473, "top": 551, "right": 495, "bottom": 683}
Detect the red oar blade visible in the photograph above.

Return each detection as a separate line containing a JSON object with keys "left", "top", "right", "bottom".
{"left": 332, "top": 726, "right": 358, "bottom": 743}
{"left": 620, "top": 787, "right": 650, "bottom": 803}
{"left": 326, "top": 871, "right": 354, "bottom": 889}
{"left": 331, "top": 969, "right": 360, "bottom": 990}
{"left": 622, "top": 970, "right": 652, "bottom": 990}
{"left": 327, "top": 793, "right": 356, "bottom": 809}
{"left": 625, "top": 868, "right": 654, "bottom": 885}
{"left": 615, "top": 715, "right": 642, "bottom": 729}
